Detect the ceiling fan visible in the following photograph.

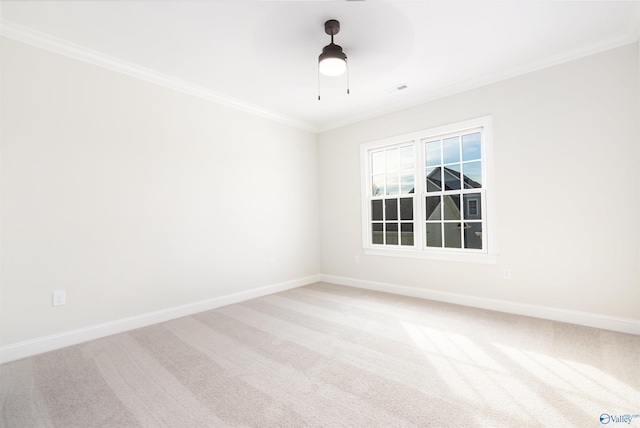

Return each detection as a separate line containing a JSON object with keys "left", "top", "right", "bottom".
{"left": 319, "top": 19, "right": 347, "bottom": 76}
{"left": 318, "top": 19, "right": 349, "bottom": 100}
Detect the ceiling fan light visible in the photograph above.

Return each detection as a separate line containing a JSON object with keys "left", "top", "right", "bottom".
{"left": 319, "top": 43, "right": 347, "bottom": 76}
{"left": 319, "top": 57, "right": 347, "bottom": 76}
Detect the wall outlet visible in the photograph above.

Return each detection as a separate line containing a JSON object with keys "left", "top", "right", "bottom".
{"left": 503, "top": 269, "right": 512, "bottom": 280}
{"left": 270, "top": 258, "right": 276, "bottom": 269}
{"left": 52, "top": 290, "right": 66, "bottom": 306}
{"left": 354, "top": 255, "right": 360, "bottom": 264}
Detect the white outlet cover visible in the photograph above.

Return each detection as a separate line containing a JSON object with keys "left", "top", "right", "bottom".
{"left": 52, "top": 290, "right": 66, "bottom": 306}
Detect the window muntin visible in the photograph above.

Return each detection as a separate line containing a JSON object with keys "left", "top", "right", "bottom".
{"left": 424, "top": 131, "right": 485, "bottom": 251}
{"left": 369, "top": 144, "right": 415, "bottom": 247}
{"left": 361, "top": 117, "right": 493, "bottom": 261}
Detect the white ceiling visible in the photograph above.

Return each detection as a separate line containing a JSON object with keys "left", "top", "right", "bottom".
{"left": 2, "top": 1, "right": 639, "bottom": 132}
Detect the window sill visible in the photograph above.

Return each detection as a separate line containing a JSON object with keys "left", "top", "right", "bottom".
{"left": 363, "top": 247, "right": 498, "bottom": 264}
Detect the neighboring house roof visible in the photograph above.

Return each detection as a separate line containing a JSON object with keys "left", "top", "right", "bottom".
{"left": 426, "top": 166, "right": 481, "bottom": 191}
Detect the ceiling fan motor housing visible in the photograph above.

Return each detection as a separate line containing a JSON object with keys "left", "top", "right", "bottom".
{"left": 319, "top": 43, "right": 347, "bottom": 62}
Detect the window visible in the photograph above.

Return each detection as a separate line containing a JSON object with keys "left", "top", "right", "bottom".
{"left": 369, "top": 144, "right": 415, "bottom": 246}
{"left": 360, "top": 116, "right": 495, "bottom": 263}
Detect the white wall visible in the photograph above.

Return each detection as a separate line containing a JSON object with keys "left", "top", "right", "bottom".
{"left": 0, "top": 38, "right": 320, "bottom": 347}
{"left": 1, "top": 36, "right": 638, "bottom": 360}
{"left": 319, "top": 43, "right": 640, "bottom": 322}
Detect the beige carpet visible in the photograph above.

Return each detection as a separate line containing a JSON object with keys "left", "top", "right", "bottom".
{"left": 1, "top": 282, "right": 639, "bottom": 427}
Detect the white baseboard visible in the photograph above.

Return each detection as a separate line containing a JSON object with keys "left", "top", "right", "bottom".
{"left": 3, "top": 273, "right": 637, "bottom": 364}
{"left": 320, "top": 274, "right": 640, "bottom": 336}
{"left": 0, "top": 275, "right": 321, "bottom": 365}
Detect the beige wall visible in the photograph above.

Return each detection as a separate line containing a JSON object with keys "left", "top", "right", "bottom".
{"left": 319, "top": 43, "right": 640, "bottom": 321}
{"left": 0, "top": 38, "right": 320, "bottom": 346}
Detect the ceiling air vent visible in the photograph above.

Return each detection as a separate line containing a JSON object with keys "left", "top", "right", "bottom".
{"left": 385, "top": 84, "right": 408, "bottom": 94}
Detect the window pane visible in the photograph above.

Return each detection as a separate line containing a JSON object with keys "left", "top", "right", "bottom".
{"left": 400, "top": 146, "right": 414, "bottom": 170}
{"left": 426, "top": 196, "right": 441, "bottom": 220}
{"left": 426, "top": 223, "right": 442, "bottom": 247}
{"left": 400, "top": 173, "right": 414, "bottom": 194}
{"left": 385, "top": 199, "right": 398, "bottom": 220}
{"left": 401, "top": 223, "right": 414, "bottom": 246}
{"left": 426, "top": 167, "right": 442, "bottom": 192}
{"left": 372, "top": 223, "right": 383, "bottom": 244}
{"left": 372, "top": 151, "right": 385, "bottom": 174}
{"left": 462, "top": 132, "right": 481, "bottom": 161}
{"left": 386, "top": 174, "right": 399, "bottom": 195}
{"left": 464, "top": 193, "right": 482, "bottom": 220}
{"left": 443, "top": 136, "right": 460, "bottom": 164}
{"left": 386, "top": 223, "right": 398, "bottom": 245}
{"left": 372, "top": 174, "right": 384, "bottom": 196}
{"left": 443, "top": 164, "right": 461, "bottom": 190}
{"left": 463, "top": 161, "right": 482, "bottom": 188}
{"left": 386, "top": 148, "right": 399, "bottom": 172}
{"left": 444, "top": 223, "right": 462, "bottom": 248}
{"left": 400, "top": 198, "right": 413, "bottom": 220}
{"left": 443, "top": 195, "right": 461, "bottom": 220}
{"left": 425, "top": 141, "right": 441, "bottom": 167}
{"left": 464, "top": 222, "right": 482, "bottom": 249}
{"left": 371, "top": 200, "right": 383, "bottom": 221}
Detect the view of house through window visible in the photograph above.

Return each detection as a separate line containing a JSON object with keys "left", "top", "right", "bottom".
{"left": 424, "top": 131, "right": 483, "bottom": 250}
{"left": 361, "top": 117, "right": 492, "bottom": 259}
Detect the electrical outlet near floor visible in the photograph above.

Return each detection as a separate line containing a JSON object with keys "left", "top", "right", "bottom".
{"left": 503, "top": 269, "right": 512, "bottom": 280}
{"left": 52, "top": 290, "right": 66, "bottom": 306}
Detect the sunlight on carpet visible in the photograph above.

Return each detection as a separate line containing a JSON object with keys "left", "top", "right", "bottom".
{"left": 1, "top": 282, "right": 638, "bottom": 427}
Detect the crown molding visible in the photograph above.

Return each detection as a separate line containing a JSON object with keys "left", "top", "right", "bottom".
{"left": 318, "top": 33, "right": 639, "bottom": 132}
{"left": 0, "top": 20, "right": 318, "bottom": 133}
{"left": 2, "top": 18, "right": 636, "bottom": 135}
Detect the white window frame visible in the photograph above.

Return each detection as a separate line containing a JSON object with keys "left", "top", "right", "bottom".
{"left": 360, "top": 116, "right": 497, "bottom": 264}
